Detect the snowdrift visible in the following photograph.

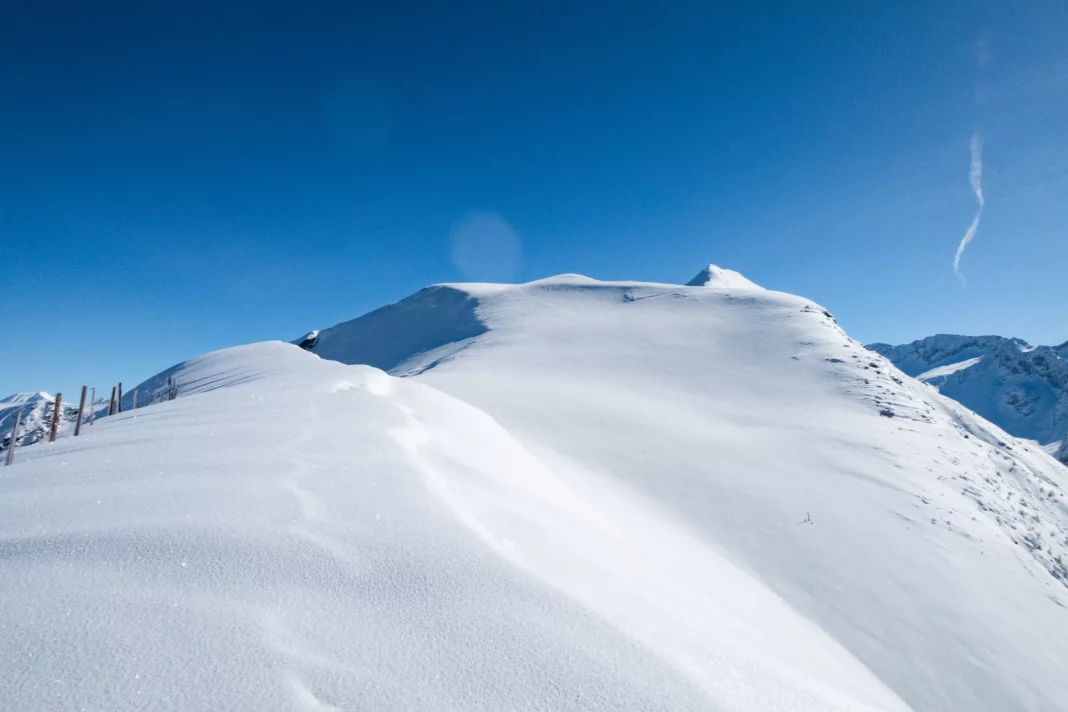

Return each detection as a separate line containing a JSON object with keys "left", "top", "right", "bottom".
{"left": 306, "top": 269, "right": 1068, "bottom": 712}
{"left": 4, "top": 266, "right": 1068, "bottom": 711}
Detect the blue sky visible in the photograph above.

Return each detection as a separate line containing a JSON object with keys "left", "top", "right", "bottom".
{"left": 1, "top": 1, "right": 1066, "bottom": 396}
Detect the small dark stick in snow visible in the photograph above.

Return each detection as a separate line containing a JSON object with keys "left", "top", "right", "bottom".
{"left": 109, "top": 386, "right": 116, "bottom": 416}
{"left": 5, "top": 410, "right": 20, "bottom": 465}
{"left": 75, "top": 386, "right": 87, "bottom": 437}
{"left": 89, "top": 387, "right": 96, "bottom": 425}
{"left": 117, "top": 383, "right": 123, "bottom": 413}
{"left": 798, "top": 511, "right": 813, "bottom": 525}
{"left": 50, "top": 393, "right": 62, "bottom": 442}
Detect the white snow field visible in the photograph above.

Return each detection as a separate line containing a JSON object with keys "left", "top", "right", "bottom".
{"left": 3, "top": 267, "right": 1067, "bottom": 711}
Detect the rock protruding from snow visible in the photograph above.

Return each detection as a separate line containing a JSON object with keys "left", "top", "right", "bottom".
{"left": 685, "top": 264, "right": 763, "bottom": 289}
{"left": 293, "top": 330, "right": 320, "bottom": 350}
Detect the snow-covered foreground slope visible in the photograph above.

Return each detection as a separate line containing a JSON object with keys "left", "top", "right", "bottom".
{"left": 306, "top": 270, "right": 1068, "bottom": 712}
{"left": 868, "top": 335, "right": 1068, "bottom": 461}
{"left": 4, "top": 342, "right": 915, "bottom": 712}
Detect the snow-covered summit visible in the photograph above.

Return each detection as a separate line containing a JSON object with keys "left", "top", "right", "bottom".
{"left": 290, "top": 274, "right": 1068, "bottom": 711}
{"left": 685, "top": 264, "right": 763, "bottom": 289}
{"left": 0, "top": 391, "right": 52, "bottom": 406}
{"left": 5, "top": 273, "right": 1068, "bottom": 711}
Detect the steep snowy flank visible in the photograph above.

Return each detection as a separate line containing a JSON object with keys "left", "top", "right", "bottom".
{"left": 869, "top": 334, "right": 1068, "bottom": 448}
{"left": 302, "top": 270, "right": 1068, "bottom": 712}
{"left": 685, "top": 263, "right": 764, "bottom": 289}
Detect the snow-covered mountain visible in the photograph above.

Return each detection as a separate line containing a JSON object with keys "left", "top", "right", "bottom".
{"left": 4, "top": 266, "right": 1068, "bottom": 712}
{"left": 0, "top": 392, "right": 85, "bottom": 450}
{"left": 684, "top": 263, "right": 764, "bottom": 289}
{"left": 868, "top": 334, "right": 1068, "bottom": 463}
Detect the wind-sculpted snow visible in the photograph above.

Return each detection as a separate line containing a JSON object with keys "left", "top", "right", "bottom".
{"left": 308, "top": 284, "right": 489, "bottom": 375}
{"left": 3, "top": 343, "right": 910, "bottom": 712}
{"left": 305, "top": 270, "right": 1068, "bottom": 712}
{"left": 5, "top": 268, "right": 1068, "bottom": 711}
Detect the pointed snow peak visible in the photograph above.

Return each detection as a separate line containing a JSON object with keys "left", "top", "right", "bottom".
{"left": 0, "top": 392, "right": 52, "bottom": 406}
{"left": 685, "top": 264, "right": 763, "bottom": 290}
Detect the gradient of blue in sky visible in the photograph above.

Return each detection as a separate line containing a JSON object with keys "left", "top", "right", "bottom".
{"left": 1, "top": 1, "right": 1066, "bottom": 395}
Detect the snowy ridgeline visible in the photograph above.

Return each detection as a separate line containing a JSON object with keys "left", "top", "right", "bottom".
{"left": 868, "top": 334, "right": 1068, "bottom": 463}
{"left": 4, "top": 266, "right": 1068, "bottom": 712}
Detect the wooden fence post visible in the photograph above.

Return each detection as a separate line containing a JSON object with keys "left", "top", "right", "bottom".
{"left": 117, "top": 383, "right": 123, "bottom": 413}
{"left": 50, "top": 393, "right": 62, "bottom": 442}
{"left": 75, "top": 386, "right": 87, "bottom": 436}
{"left": 132, "top": 388, "right": 139, "bottom": 410}
{"left": 5, "top": 410, "right": 20, "bottom": 466}
{"left": 109, "top": 386, "right": 117, "bottom": 416}
{"left": 90, "top": 387, "right": 96, "bottom": 425}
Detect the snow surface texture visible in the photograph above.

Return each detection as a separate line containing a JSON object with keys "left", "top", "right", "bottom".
{"left": 307, "top": 267, "right": 1068, "bottom": 712}
{"left": 869, "top": 334, "right": 1068, "bottom": 462}
{"left": 4, "top": 266, "right": 1068, "bottom": 711}
{"left": 5, "top": 343, "right": 908, "bottom": 712}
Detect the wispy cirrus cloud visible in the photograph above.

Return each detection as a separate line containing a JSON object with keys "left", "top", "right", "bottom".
{"left": 952, "top": 132, "right": 984, "bottom": 285}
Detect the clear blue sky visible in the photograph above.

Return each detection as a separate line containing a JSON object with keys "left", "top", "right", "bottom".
{"left": 2, "top": 1, "right": 1066, "bottom": 396}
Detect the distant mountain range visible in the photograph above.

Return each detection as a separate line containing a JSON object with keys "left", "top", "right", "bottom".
{"left": 1, "top": 393, "right": 79, "bottom": 451}
{"left": 868, "top": 335, "right": 1068, "bottom": 464}
{"left": 0, "top": 392, "right": 111, "bottom": 452}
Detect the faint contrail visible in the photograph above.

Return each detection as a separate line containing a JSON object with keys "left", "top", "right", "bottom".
{"left": 953, "top": 132, "right": 984, "bottom": 285}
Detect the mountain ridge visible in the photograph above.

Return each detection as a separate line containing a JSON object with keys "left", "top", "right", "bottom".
{"left": 5, "top": 266, "right": 1068, "bottom": 711}
{"left": 868, "top": 334, "right": 1068, "bottom": 461}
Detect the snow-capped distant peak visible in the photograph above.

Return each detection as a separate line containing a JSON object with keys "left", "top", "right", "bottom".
{"left": 869, "top": 334, "right": 1068, "bottom": 450}
{"left": 685, "top": 264, "right": 763, "bottom": 289}
{"left": 0, "top": 392, "right": 52, "bottom": 407}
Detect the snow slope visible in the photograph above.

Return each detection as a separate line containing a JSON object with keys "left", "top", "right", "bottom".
{"left": 4, "top": 343, "right": 911, "bottom": 712}
{"left": 304, "top": 266, "right": 1068, "bottom": 712}
{"left": 869, "top": 335, "right": 1068, "bottom": 459}
{"left": 5, "top": 266, "right": 1068, "bottom": 711}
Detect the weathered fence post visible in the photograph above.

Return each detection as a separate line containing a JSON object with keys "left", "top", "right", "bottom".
{"left": 90, "top": 387, "right": 96, "bottom": 425}
{"left": 75, "top": 386, "right": 87, "bottom": 436}
{"left": 109, "top": 386, "right": 117, "bottom": 416}
{"left": 132, "top": 388, "right": 139, "bottom": 410}
{"left": 117, "top": 383, "right": 123, "bottom": 413}
{"left": 5, "top": 411, "right": 20, "bottom": 466}
{"left": 50, "top": 393, "right": 62, "bottom": 442}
